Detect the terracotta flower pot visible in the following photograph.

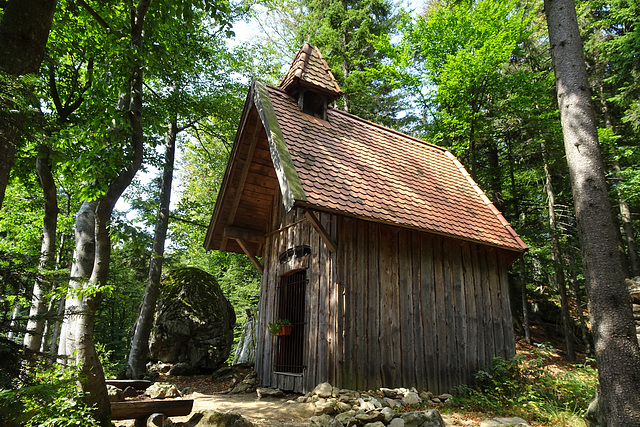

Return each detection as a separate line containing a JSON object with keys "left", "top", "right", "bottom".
{"left": 275, "top": 325, "right": 293, "bottom": 336}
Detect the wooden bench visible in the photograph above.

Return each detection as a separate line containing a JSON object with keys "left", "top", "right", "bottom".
{"left": 111, "top": 399, "right": 194, "bottom": 426}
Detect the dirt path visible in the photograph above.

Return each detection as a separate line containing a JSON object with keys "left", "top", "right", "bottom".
{"left": 113, "top": 391, "right": 464, "bottom": 427}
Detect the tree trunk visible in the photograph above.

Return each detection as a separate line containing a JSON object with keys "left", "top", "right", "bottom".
{"left": 127, "top": 118, "right": 177, "bottom": 379}
{"left": 58, "top": 199, "right": 96, "bottom": 359}
{"left": 7, "top": 303, "right": 21, "bottom": 341}
{"left": 24, "top": 145, "right": 59, "bottom": 352}
{"left": 0, "top": 0, "right": 57, "bottom": 210}
{"left": 544, "top": 0, "right": 640, "bottom": 423}
{"left": 73, "top": 2, "right": 149, "bottom": 422}
{"left": 541, "top": 141, "right": 575, "bottom": 362}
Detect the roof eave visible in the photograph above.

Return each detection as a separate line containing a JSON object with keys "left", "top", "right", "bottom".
{"left": 203, "top": 83, "right": 258, "bottom": 252}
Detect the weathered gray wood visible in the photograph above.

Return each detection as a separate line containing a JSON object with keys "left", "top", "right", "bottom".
{"left": 305, "top": 210, "right": 337, "bottom": 253}
{"left": 487, "top": 250, "right": 505, "bottom": 358}
{"left": 472, "top": 245, "right": 485, "bottom": 374}
{"left": 420, "top": 233, "right": 437, "bottom": 393}
{"left": 499, "top": 257, "right": 516, "bottom": 358}
{"left": 399, "top": 227, "right": 415, "bottom": 387}
{"left": 411, "top": 231, "right": 426, "bottom": 391}
{"left": 366, "top": 221, "right": 382, "bottom": 390}
{"left": 452, "top": 241, "right": 465, "bottom": 387}
{"left": 462, "top": 242, "right": 478, "bottom": 384}
{"left": 433, "top": 236, "right": 446, "bottom": 392}
{"left": 110, "top": 400, "right": 193, "bottom": 420}
{"left": 235, "top": 238, "right": 264, "bottom": 274}
{"left": 322, "top": 212, "right": 335, "bottom": 385}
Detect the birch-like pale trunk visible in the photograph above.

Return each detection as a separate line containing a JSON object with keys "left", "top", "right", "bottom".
{"left": 24, "top": 146, "right": 59, "bottom": 352}
{"left": 544, "top": 0, "right": 640, "bottom": 422}
{"left": 57, "top": 200, "right": 96, "bottom": 359}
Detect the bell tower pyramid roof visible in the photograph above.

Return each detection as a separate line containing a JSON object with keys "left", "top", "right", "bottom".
{"left": 279, "top": 43, "right": 343, "bottom": 102}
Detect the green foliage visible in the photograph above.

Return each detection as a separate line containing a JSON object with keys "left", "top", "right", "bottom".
{"left": 452, "top": 349, "right": 597, "bottom": 425}
{"left": 0, "top": 362, "right": 99, "bottom": 427}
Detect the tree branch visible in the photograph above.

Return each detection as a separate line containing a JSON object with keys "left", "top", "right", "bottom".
{"left": 77, "top": 0, "right": 111, "bottom": 30}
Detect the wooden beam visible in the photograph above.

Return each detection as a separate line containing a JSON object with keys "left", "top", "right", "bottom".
{"left": 235, "top": 238, "right": 264, "bottom": 274}
{"left": 224, "top": 226, "right": 264, "bottom": 243}
{"left": 305, "top": 210, "right": 337, "bottom": 253}
{"left": 110, "top": 399, "right": 193, "bottom": 420}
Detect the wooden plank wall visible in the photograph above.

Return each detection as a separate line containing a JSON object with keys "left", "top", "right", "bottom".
{"left": 334, "top": 218, "right": 516, "bottom": 393}
{"left": 256, "top": 197, "right": 516, "bottom": 394}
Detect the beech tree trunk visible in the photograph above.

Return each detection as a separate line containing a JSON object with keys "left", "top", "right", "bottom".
{"left": 544, "top": 0, "right": 640, "bottom": 423}
{"left": 0, "top": 0, "right": 57, "bottom": 210}
{"left": 58, "top": 200, "right": 96, "bottom": 359}
{"left": 73, "top": 2, "right": 149, "bottom": 423}
{"left": 541, "top": 141, "right": 575, "bottom": 362}
{"left": 127, "top": 119, "right": 177, "bottom": 379}
{"left": 24, "top": 145, "right": 59, "bottom": 352}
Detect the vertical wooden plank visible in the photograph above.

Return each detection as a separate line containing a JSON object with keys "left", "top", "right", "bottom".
{"left": 444, "top": 238, "right": 458, "bottom": 391}
{"left": 462, "top": 242, "right": 478, "bottom": 384}
{"left": 306, "top": 213, "right": 321, "bottom": 391}
{"left": 390, "top": 226, "right": 401, "bottom": 387}
{"left": 480, "top": 247, "right": 496, "bottom": 366}
{"left": 432, "top": 236, "right": 446, "bottom": 393}
{"left": 498, "top": 255, "right": 516, "bottom": 358}
{"left": 342, "top": 216, "right": 355, "bottom": 389}
{"left": 316, "top": 212, "right": 329, "bottom": 385}
{"left": 367, "top": 221, "right": 382, "bottom": 390}
{"left": 472, "top": 245, "right": 487, "bottom": 373}
{"left": 356, "top": 219, "right": 368, "bottom": 390}
{"left": 378, "top": 224, "right": 394, "bottom": 387}
{"left": 452, "top": 241, "right": 466, "bottom": 387}
{"left": 412, "top": 231, "right": 426, "bottom": 391}
{"left": 420, "top": 233, "right": 437, "bottom": 393}
{"left": 335, "top": 216, "right": 345, "bottom": 389}
{"left": 321, "top": 212, "right": 335, "bottom": 386}
{"left": 487, "top": 249, "right": 505, "bottom": 359}
{"left": 399, "top": 228, "right": 416, "bottom": 387}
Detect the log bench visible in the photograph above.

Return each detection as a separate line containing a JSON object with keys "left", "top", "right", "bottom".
{"left": 111, "top": 399, "right": 194, "bottom": 426}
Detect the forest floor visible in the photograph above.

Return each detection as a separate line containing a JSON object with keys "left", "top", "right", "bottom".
{"left": 113, "top": 337, "right": 588, "bottom": 427}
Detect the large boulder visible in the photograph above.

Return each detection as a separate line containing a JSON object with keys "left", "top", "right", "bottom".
{"left": 149, "top": 267, "right": 236, "bottom": 373}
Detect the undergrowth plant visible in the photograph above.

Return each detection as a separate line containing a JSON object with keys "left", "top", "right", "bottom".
{"left": 0, "top": 361, "right": 99, "bottom": 427}
{"left": 450, "top": 346, "right": 597, "bottom": 425}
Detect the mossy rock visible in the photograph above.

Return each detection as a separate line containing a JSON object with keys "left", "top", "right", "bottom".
{"left": 149, "top": 267, "right": 236, "bottom": 373}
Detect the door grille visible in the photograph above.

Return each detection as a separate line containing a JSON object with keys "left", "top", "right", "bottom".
{"left": 274, "top": 270, "right": 306, "bottom": 373}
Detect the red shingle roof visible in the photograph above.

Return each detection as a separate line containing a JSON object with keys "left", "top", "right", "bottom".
{"left": 266, "top": 85, "right": 527, "bottom": 252}
{"left": 279, "top": 43, "right": 343, "bottom": 101}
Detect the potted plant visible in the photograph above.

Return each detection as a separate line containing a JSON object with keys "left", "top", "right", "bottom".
{"left": 268, "top": 318, "right": 293, "bottom": 336}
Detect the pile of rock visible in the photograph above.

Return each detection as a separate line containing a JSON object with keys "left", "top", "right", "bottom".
{"left": 107, "top": 382, "right": 182, "bottom": 402}
{"left": 299, "top": 382, "right": 451, "bottom": 427}
{"left": 628, "top": 276, "right": 640, "bottom": 345}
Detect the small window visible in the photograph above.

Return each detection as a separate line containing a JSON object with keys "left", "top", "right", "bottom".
{"left": 298, "top": 90, "right": 327, "bottom": 119}
{"left": 279, "top": 245, "right": 311, "bottom": 264}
